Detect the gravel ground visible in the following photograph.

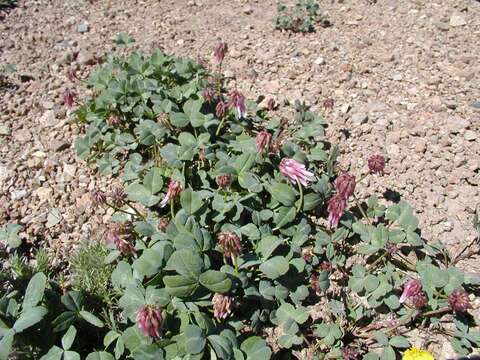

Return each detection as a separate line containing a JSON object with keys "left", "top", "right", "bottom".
{"left": 0, "top": 0, "right": 479, "bottom": 354}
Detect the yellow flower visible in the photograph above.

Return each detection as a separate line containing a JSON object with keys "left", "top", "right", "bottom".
{"left": 402, "top": 347, "right": 434, "bottom": 360}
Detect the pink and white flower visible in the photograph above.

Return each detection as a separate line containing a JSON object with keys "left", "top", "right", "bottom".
{"left": 229, "top": 90, "right": 247, "bottom": 119}
{"left": 255, "top": 130, "right": 272, "bottom": 153}
{"left": 399, "top": 278, "right": 422, "bottom": 303}
{"left": 212, "top": 293, "right": 233, "bottom": 320}
{"left": 136, "top": 305, "right": 163, "bottom": 339}
{"left": 327, "top": 195, "right": 346, "bottom": 228}
{"left": 160, "top": 180, "right": 182, "bottom": 208}
{"left": 279, "top": 158, "right": 315, "bottom": 187}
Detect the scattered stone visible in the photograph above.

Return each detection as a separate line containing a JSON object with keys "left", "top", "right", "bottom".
{"left": 392, "top": 73, "right": 402, "bottom": 81}
{"left": 50, "top": 140, "right": 70, "bottom": 152}
{"left": 11, "top": 189, "right": 27, "bottom": 201}
{"left": 314, "top": 56, "right": 326, "bottom": 66}
{"left": 14, "top": 129, "right": 32, "bottom": 143}
{"left": 449, "top": 14, "right": 467, "bottom": 27}
{"left": 243, "top": 6, "right": 253, "bottom": 15}
{"left": 46, "top": 208, "right": 63, "bottom": 228}
{"left": 36, "top": 187, "right": 53, "bottom": 204}
{"left": 471, "top": 101, "right": 480, "bottom": 109}
{"left": 39, "top": 110, "right": 57, "bottom": 127}
{"left": 42, "top": 101, "right": 55, "bottom": 110}
{"left": 340, "top": 103, "right": 350, "bottom": 114}
{"left": 77, "top": 50, "right": 95, "bottom": 65}
{"left": 77, "top": 22, "right": 89, "bottom": 33}
{"left": 351, "top": 112, "right": 368, "bottom": 125}
{"left": 0, "top": 125, "right": 10, "bottom": 135}
{"left": 464, "top": 130, "right": 477, "bottom": 141}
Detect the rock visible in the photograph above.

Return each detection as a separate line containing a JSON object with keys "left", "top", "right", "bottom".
{"left": 39, "top": 110, "right": 57, "bottom": 127}
{"left": 243, "top": 6, "right": 253, "bottom": 14}
{"left": 447, "top": 117, "right": 469, "bottom": 133}
{"left": 449, "top": 14, "right": 467, "bottom": 27}
{"left": 471, "top": 101, "right": 480, "bottom": 109}
{"left": 464, "top": 130, "right": 477, "bottom": 141}
{"left": 264, "top": 80, "right": 281, "bottom": 94}
{"left": 11, "top": 189, "right": 27, "bottom": 200}
{"left": 63, "top": 164, "right": 77, "bottom": 180}
{"left": 314, "top": 56, "right": 326, "bottom": 65}
{"left": 351, "top": 112, "right": 368, "bottom": 125}
{"left": 340, "top": 103, "right": 350, "bottom": 114}
{"left": 46, "top": 208, "right": 63, "bottom": 228}
{"left": 42, "top": 101, "right": 55, "bottom": 110}
{"left": 0, "top": 125, "right": 10, "bottom": 135}
{"left": 35, "top": 187, "right": 53, "bottom": 204}
{"left": 77, "top": 22, "right": 90, "bottom": 33}
{"left": 77, "top": 50, "right": 95, "bottom": 65}
{"left": 50, "top": 140, "right": 70, "bottom": 152}
{"left": 14, "top": 129, "right": 32, "bottom": 143}
{"left": 392, "top": 73, "right": 402, "bottom": 81}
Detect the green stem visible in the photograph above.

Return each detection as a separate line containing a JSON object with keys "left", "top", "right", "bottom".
{"left": 353, "top": 194, "right": 371, "bottom": 225}
{"left": 215, "top": 117, "right": 226, "bottom": 136}
{"left": 296, "top": 178, "right": 304, "bottom": 214}
{"left": 170, "top": 200, "right": 175, "bottom": 219}
{"left": 233, "top": 255, "right": 239, "bottom": 275}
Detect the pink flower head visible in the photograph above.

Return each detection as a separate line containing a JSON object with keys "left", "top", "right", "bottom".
{"left": 90, "top": 189, "right": 107, "bottom": 206}
{"left": 107, "top": 115, "right": 121, "bottom": 127}
{"left": 202, "top": 87, "right": 215, "bottom": 103}
{"left": 63, "top": 88, "right": 75, "bottom": 109}
{"left": 448, "top": 288, "right": 470, "bottom": 312}
{"left": 136, "top": 305, "right": 163, "bottom": 339}
{"left": 160, "top": 180, "right": 182, "bottom": 208}
{"left": 213, "top": 41, "right": 228, "bottom": 64}
{"left": 215, "top": 101, "right": 227, "bottom": 118}
{"left": 105, "top": 227, "right": 136, "bottom": 256}
{"left": 212, "top": 293, "right": 233, "bottom": 320}
{"left": 399, "top": 278, "right": 422, "bottom": 304}
{"left": 323, "top": 98, "right": 335, "bottom": 110}
{"left": 229, "top": 90, "right": 247, "bottom": 119}
{"left": 109, "top": 188, "right": 126, "bottom": 207}
{"left": 327, "top": 195, "right": 346, "bottom": 228}
{"left": 158, "top": 218, "right": 169, "bottom": 232}
{"left": 279, "top": 158, "right": 315, "bottom": 187}
{"left": 67, "top": 70, "right": 78, "bottom": 82}
{"left": 256, "top": 130, "right": 272, "bottom": 153}
{"left": 368, "top": 154, "right": 386, "bottom": 175}
{"left": 335, "top": 173, "right": 356, "bottom": 200}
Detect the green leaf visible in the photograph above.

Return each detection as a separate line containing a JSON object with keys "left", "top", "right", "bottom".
{"left": 302, "top": 192, "right": 322, "bottom": 211}
{"left": 389, "top": 336, "right": 410, "bottom": 348}
{"left": 39, "top": 346, "right": 64, "bottom": 360}
{"left": 374, "top": 331, "right": 389, "bottom": 346}
{"left": 238, "top": 172, "right": 262, "bottom": 193}
{"left": 184, "top": 325, "right": 206, "bottom": 355}
{"left": 0, "top": 223, "right": 22, "bottom": 248}
{"left": 199, "top": 271, "right": 232, "bottom": 293}
{"left": 13, "top": 306, "right": 47, "bottom": 332}
{"left": 86, "top": 352, "right": 115, "bottom": 360}
{"left": 0, "top": 329, "right": 14, "bottom": 360}
{"left": 276, "top": 303, "right": 309, "bottom": 324}
{"left": 273, "top": 207, "right": 296, "bottom": 229}
{"left": 163, "top": 275, "right": 198, "bottom": 297}
{"left": 22, "top": 272, "right": 46, "bottom": 310}
{"left": 259, "top": 256, "right": 289, "bottom": 279}
{"left": 62, "top": 326, "right": 77, "bottom": 350}
{"left": 79, "top": 311, "right": 104, "bottom": 328}
{"left": 380, "top": 346, "right": 396, "bottom": 360}
{"left": 165, "top": 249, "right": 204, "bottom": 278}
{"left": 143, "top": 167, "right": 163, "bottom": 194}
{"left": 52, "top": 311, "right": 77, "bottom": 333}
{"left": 64, "top": 351, "right": 81, "bottom": 360}
{"left": 267, "top": 183, "right": 296, "bottom": 206}
{"left": 240, "top": 336, "right": 271, "bottom": 360}
{"left": 208, "top": 335, "right": 233, "bottom": 359}
{"left": 256, "top": 236, "right": 282, "bottom": 260}
{"left": 180, "top": 188, "right": 204, "bottom": 215}
{"left": 125, "top": 182, "right": 161, "bottom": 207}
{"left": 103, "top": 330, "right": 120, "bottom": 348}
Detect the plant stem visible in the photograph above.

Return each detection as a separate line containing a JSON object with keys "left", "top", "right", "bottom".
{"left": 353, "top": 194, "right": 371, "bottom": 225}
{"left": 215, "top": 117, "right": 226, "bottom": 136}
{"left": 296, "top": 178, "right": 304, "bottom": 214}
{"left": 170, "top": 200, "right": 175, "bottom": 219}
{"left": 233, "top": 255, "right": 239, "bottom": 275}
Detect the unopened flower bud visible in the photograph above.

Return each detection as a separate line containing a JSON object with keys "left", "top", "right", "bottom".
{"left": 217, "top": 174, "right": 232, "bottom": 189}
{"left": 256, "top": 130, "right": 272, "bottom": 153}
{"left": 215, "top": 101, "right": 227, "bottom": 118}
{"left": 368, "top": 154, "right": 386, "bottom": 175}
{"left": 160, "top": 180, "right": 182, "bottom": 208}
{"left": 107, "top": 115, "right": 121, "bottom": 126}
{"left": 448, "top": 288, "right": 470, "bottom": 312}
{"left": 158, "top": 218, "right": 169, "bottom": 232}
{"left": 327, "top": 195, "right": 346, "bottom": 228}
{"left": 323, "top": 98, "right": 335, "bottom": 110}
{"left": 213, "top": 41, "right": 228, "bottom": 64}
{"left": 63, "top": 88, "right": 75, "bottom": 109}
{"left": 229, "top": 90, "right": 247, "bottom": 119}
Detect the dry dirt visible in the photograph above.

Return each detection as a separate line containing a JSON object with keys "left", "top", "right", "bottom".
{"left": 0, "top": 0, "right": 479, "bottom": 357}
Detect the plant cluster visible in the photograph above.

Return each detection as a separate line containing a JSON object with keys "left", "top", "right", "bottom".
{"left": 1, "top": 41, "right": 479, "bottom": 360}
{"left": 275, "top": 0, "right": 329, "bottom": 33}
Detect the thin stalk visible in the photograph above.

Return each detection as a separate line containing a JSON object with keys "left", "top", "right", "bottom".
{"left": 353, "top": 194, "right": 372, "bottom": 225}
{"left": 170, "top": 200, "right": 175, "bottom": 219}
{"left": 233, "top": 255, "right": 239, "bottom": 275}
{"left": 215, "top": 117, "right": 226, "bottom": 136}
{"left": 296, "top": 178, "right": 304, "bottom": 214}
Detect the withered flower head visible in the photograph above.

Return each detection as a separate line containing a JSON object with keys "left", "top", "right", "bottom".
{"left": 368, "top": 154, "right": 386, "bottom": 175}
{"left": 215, "top": 101, "right": 228, "bottom": 118}
{"left": 327, "top": 195, "right": 347, "bottom": 228}
{"left": 212, "top": 293, "right": 233, "bottom": 320}
{"left": 217, "top": 231, "right": 242, "bottom": 259}
{"left": 90, "top": 189, "right": 107, "bottom": 206}
{"left": 256, "top": 130, "right": 272, "bottom": 153}
{"left": 213, "top": 41, "right": 228, "bottom": 64}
